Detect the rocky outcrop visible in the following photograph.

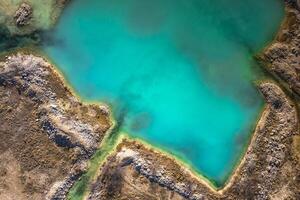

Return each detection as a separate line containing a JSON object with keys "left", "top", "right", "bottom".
{"left": 0, "top": 53, "right": 111, "bottom": 154}
{"left": 261, "top": 2, "right": 300, "bottom": 97}
{"left": 0, "top": 53, "right": 112, "bottom": 199}
{"left": 14, "top": 3, "right": 32, "bottom": 27}
{"left": 0, "top": 0, "right": 69, "bottom": 36}
{"left": 286, "top": 0, "right": 300, "bottom": 9}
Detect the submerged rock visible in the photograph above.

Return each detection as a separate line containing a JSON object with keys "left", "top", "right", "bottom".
{"left": 14, "top": 3, "right": 33, "bottom": 27}
{"left": 0, "top": 0, "right": 68, "bottom": 35}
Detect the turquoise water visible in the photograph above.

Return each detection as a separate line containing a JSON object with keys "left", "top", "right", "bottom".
{"left": 43, "top": 0, "right": 284, "bottom": 185}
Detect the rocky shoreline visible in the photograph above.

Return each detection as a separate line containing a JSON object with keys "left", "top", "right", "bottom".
{"left": 0, "top": 0, "right": 299, "bottom": 200}
{"left": 84, "top": 1, "right": 300, "bottom": 199}
{"left": 86, "top": 82, "right": 299, "bottom": 200}
{"left": 261, "top": 1, "right": 300, "bottom": 97}
{"left": 0, "top": 53, "right": 111, "bottom": 199}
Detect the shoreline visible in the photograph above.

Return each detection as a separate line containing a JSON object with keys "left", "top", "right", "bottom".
{"left": 16, "top": 44, "right": 268, "bottom": 191}
{"left": 70, "top": 2, "right": 299, "bottom": 200}
{"left": 86, "top": 81, "right": 298, "bottom": 200}
{"left": 37, "top": 47, "right": 268, "bottom": 194}
{"left": 0, "top": 0, "right": 299, "bottom": 200}
{"left": 0, "top": 3, "right": 282, "bottom": 198}
{"left": 62, "top": 76, "right": 267, "bottom": 200}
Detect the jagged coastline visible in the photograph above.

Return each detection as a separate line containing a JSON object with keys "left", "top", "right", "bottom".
{"left": 0, "top": 0, "right": 299, "bottom": 200}
{"left": 73, "top": 1, "right": 300, "bottom": 199}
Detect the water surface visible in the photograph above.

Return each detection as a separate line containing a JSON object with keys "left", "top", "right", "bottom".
{"left": 43, "top": 0, "right": 284, "bottom": 185}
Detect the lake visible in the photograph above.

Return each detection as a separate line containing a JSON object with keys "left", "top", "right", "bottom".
{"left": 43, "top": 0, "right": 284, "bottom": 185}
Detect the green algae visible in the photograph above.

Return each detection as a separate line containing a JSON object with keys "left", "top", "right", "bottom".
{"left": 68, "top": 130, "right": 121, "bottom": 200}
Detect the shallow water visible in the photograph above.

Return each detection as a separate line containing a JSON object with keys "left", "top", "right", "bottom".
{"left": 43, "top": 0, "right": 284, "bottom": 185}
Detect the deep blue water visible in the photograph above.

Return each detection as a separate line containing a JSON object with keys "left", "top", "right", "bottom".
{"left": 43, "top": 0, "right": 284, "bottom": 185}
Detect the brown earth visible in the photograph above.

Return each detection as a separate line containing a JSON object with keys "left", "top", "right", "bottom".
{"left": 0, "top": 52, "right": 111, "bottom": 200}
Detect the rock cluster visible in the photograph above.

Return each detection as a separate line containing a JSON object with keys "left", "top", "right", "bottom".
{"left": 286, "top": 0, "right": 300, "bottom": 9}
{"left": 118, "top": 149, "right": 208, "bottom": 200}
{"left": 14, "top": 3, "right": 33, "bottom": 27}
